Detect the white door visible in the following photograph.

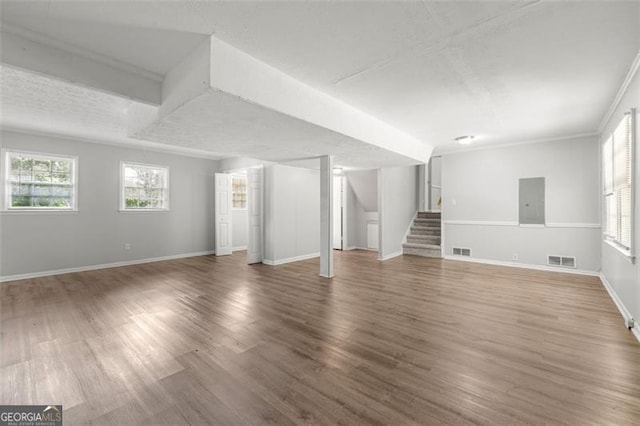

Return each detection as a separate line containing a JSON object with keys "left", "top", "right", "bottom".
{"left": 247, "top": 167, "right": 263, "bottom": 264}
{"left": 333, "top": 176, "right": 343, "bottom": 250}
{"left": 215, "top": 173, "right": 233, "bottom": 256}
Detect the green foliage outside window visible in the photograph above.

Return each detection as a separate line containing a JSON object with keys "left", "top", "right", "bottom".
{"left": 122, "top": 163, "right": 168, "bottom": 210}
{"left": 7, "top": 153, "right": 75, "bottom": 209}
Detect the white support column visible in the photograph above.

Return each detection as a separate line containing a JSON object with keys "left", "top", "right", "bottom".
{"left": 320, "top": 155, "right": 334, "bottom": 278}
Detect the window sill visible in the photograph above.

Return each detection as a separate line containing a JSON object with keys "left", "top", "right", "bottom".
{"left": 118, "top": 209, "right": 170, "bottom": 213}
{"left": 519, "top": 224, "right": 545, "bottom": 228}
{"left": 1, "top": 209, "right": 78, "bottom": 214}
{"left": 604, "top": 239, "right": 635, "bottom": 263}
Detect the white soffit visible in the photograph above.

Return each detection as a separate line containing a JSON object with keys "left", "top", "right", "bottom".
{"left": 0, "top": 65, "right": 225, "bottom": 159}
{"left": 132, "top": 35, "right": 433, "bottom": 167}
{"left": 134, "top": 88, "right": 420, "bottom": 169}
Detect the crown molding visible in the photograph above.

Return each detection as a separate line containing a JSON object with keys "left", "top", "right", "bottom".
{"left": 434, "top": 131, "right": 598, "bottom": 156}
{"left": 598, "top": 49, "right": 640, "bottom": 134}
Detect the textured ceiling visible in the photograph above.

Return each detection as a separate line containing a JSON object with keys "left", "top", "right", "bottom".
{"left": 134, "top": 88, "right": 419, "bottom": 169}
{"left": 0, "top": 65, "right": 415, "bottom": 168}
{"left": 0, "top": 65, "right": 225, "bottom": 159}
{"left": 0, "top": 16, "right": 207, "bottom": 77}
{"left": 1, "top": 0, "right": 639, "bottom": 158}
{"left": 0, "top": 65, "right": 131, "bottom": 137}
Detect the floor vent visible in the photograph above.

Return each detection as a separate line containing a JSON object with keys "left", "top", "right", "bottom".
{"left": 453, "top": 247, "right": 471, "bottom": 257}
{"left": 547, "top": 255, "right": 576, "bottom": 268}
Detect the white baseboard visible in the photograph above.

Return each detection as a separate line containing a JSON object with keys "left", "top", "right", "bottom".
{"left": 0, "top": 250, "right": 216, "bottom": 283}
{"left": 442, "top": 255, "right": 600, "bottom": 277}
{"left": 599, "top": 273, "right": 639, "bottom": 343}
{"left": 232, "top": 246, "right": 247, "bottom": 252}
{"left": 379, "top": 250, "right": 402, "bottom": 261}
{"left": 352, "top": 246, "right": 378, "bottom": 252}
{"left": 262, "top": 252, "right": 320, "bottom": 266}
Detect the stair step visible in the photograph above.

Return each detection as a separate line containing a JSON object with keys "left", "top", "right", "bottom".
{"left": 414, "top": 218, "right": 441, "bottom": 225}
{"left": 407, "top": 235, "right": 441, "bottom": 245}
{"left": 410, "top": 226, "right": 441, "bottom": 235}
{"left": 417, "top": 211, "right": 441, "bottom": 219}
{"left": 402, "top": 244, "right": 442, "bottom": 258}
{"left": 403, "top": 242, "right": 441, "bottom": 250}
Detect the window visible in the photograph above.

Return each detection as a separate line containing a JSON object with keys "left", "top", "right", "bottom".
{"left": 121, "top": 162, "right": 169, "bottom": 210}
{"left": 232, "top": 174, "right": 247, "bottom": 209}
{"left": 2, "top": 150, "right": 77, "bottom": 210}
{"left": 603, "top": 109, "right": 635, "bottom": 255}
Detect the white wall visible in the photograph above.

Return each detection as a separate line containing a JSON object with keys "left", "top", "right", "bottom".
{"left": 264, "top": 164, "right": 320, "bottom": 264}
{"left": 345, "top": 170, "right": 378, "bottom": 249}
{"left": 232, "top": 209, "right": 248, "bottom": 250}
{"left": 0, "top": 131, "right": 217, "bottom": 279}
{"left": 379, "top": 165, "right": 418, "bottom": 259}
{"left": 441, "top": 136, "right": 601, "bottom": 271}
{"left": 346, "top": 169, "right": 378, "bottom": 211}
{"left": 599, "top": 62, "right": 640, "bottom": 325}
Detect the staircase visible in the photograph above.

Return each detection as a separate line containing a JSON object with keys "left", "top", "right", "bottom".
{"left": 402, "top": 211, "right": 442, "bottom": 258}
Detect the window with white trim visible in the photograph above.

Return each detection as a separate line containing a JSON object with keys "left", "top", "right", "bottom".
{"left": 121, "top": 162, "right": 169, "bottom": 210}
{"left": 2, "top": 150, "right": 78, "bottom": 210}
{"left": 232, "top": 174, "right": 247, "bottom": 209}
{"left": 603, "top": 109, "right": 635, "bottom": 255}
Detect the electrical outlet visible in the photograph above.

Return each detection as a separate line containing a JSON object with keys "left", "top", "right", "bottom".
{"left": 124, "top": 243, "right": 131, "bottom": 251}
{"left": 512, "top": 253, "right": 518, "bottom": 261}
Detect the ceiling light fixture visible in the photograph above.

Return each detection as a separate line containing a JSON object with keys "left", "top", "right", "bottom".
{"left": 454, "top": 135, "right": 475, "bottom": 145}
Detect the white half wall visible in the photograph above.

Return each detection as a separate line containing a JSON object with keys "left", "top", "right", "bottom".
{"left": 441, "top": 135, "right": 601, "bottom": 271}
{"left": 264, "top": 164, "right": 320, "bottom": 264}
{"left": 599, "top": 56, "right": 640, "bottom": 323}
{"left": 379, "top": 165, "right": 419, "bottom": 259}
{"left": 0, "top": 131, "right": 217, "bottom": 279}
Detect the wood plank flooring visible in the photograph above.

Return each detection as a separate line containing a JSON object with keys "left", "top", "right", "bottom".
{"left": 2, "top": 250, "right": 639, "bottom": 425}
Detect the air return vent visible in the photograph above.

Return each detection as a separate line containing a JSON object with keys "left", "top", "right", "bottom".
{"left": 547, "top": 255, "right": 576, "bottom": 269}
{"left": 453, "top": 247, "right": 471, "bottom": 257}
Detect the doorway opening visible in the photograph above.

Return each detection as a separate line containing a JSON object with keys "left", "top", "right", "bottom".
{"left": 215, "top": 166, "right": 264, "bottom": 264}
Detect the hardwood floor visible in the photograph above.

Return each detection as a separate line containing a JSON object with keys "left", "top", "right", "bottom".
{"left": 2, "top": 251, "right": 639, "bottom": 425}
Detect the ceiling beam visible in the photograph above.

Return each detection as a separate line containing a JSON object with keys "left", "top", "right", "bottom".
{"left": 155, "top": 35, "right": 432, "bottom": 164}
{"left": 1, "top": 26, "right": 162, "bottom": 105}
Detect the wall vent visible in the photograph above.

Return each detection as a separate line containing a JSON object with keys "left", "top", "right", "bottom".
{"left": 547, "top": 255, "right": 576, "bottom": 269}
{"left": 453, "top": 247, "right": 471, "bottom": 257}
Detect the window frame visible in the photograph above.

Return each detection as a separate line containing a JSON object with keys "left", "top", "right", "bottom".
{"left": 2, "top": 149, "right": 79, "bottom": 212}
{"left": 602, "top": 109, "right": 636, "bottom": 260}
{"left": 232, "top": 173, "right": 248, "bottom": 210}
{"left": 119, "top": 161, "right": 170, "bottom": 212}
